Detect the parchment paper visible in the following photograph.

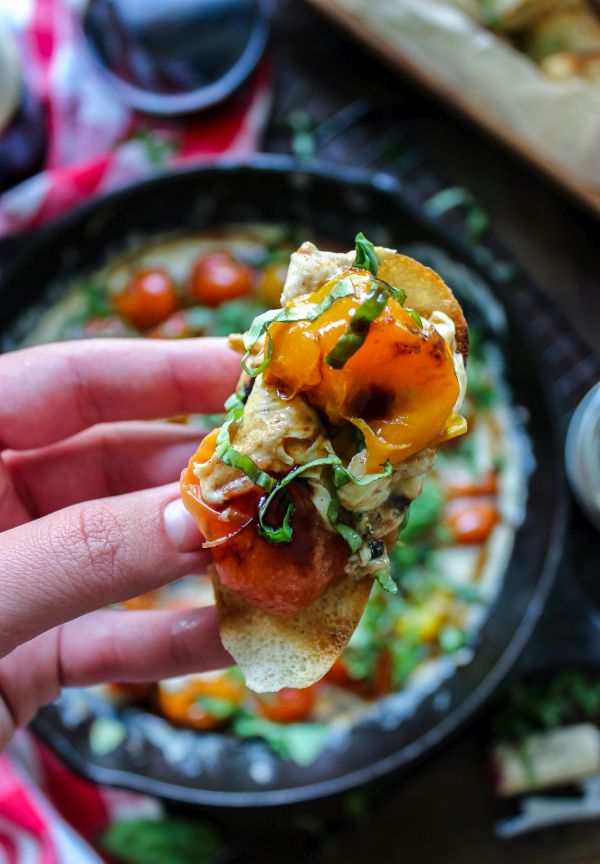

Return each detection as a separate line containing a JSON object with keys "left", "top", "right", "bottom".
{"left": 335, "top": 0, "right": 600, "bottom": 189}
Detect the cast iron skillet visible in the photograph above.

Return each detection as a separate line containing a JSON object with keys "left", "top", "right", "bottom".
{"left": 0, "top": 157, "right": 567, "bottom": 807}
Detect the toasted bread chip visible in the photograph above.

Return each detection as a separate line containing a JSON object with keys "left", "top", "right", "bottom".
{"left": 378, "top": 252, "right": 469, "bottom": 361}
{"left": 190, "top": 245, "right": 468, "bottom": 692}
{"left": 214, "top": 570, "right": 373, "bottom": 692}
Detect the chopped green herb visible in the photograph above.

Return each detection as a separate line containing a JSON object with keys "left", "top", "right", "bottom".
{"left": 215, "top": 408, "right": 277, "bottom": 498}
{"left": 333, "top": 459, "right": 392, "bottom": 489}
{"left": 352, "top": 232, "right": 379, "bottom": 275}
{"left": 224, "top": 391, "right": 246, "bottom": 412}
{"left": 258, "top": 455, "right": 342, "bottom": 544}
{"left": 335, "top": 523, "right": 363, "bottom": 553}
{"left": 241, "top": 278, "right": 354, "bottom": 377}
{"left": 81, "top": 277, "right": 111, "bottom": 318}
{"left": 405, "top": 308, "right": 423, "bottom": 328}
{"left": 399, "top": 479, "right": 444, "bottom": 542}
{"left": 439, "top": 626, "right": 466, "bottom": 654}
{"left": 100, "top": 817, "right": 222, "bottom": 864}
{"left": 390, "top": 635, "right": 429, "bottom": 686}
{"left": 325, "top": 279, "right": 389, "bottom": 370}
{"left": 376, "top": 569, "right": 398, "bottom": 594}
{"left": 195, "top": 695, "right": 239, "bottom": 719}
{"left": 390, "top": 286, "right": 407, "bottom": 305}
{"left": 212, "top": 298, "right": 268, "bottom": 338}
{"left": 492, "top": 671, "right": 600, "bottom": 745}
{"left": 233, "top": 714, "right": 330, "bottom": 766}
{"left": 467, "top": 358, "right": 498, "bottom": 409}
{"left": 327, "top": 494, "right": 363, "bottom": 552}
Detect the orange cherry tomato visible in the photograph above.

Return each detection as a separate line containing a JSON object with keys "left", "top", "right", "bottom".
{"left": 444, "top": 471, "right": 498, "bottom": 500}
{"left": 264, "top": 270, "right": 462, "bottom": 471}
{"left": 255, "top": 686, "right": 317, "bottom": 724}
{"left": 445, "top": 497, "right": 499, "bottom": 544}
{"left": 114, "top": 268, "right": 179, "bottom": 330}
{"left": 257, "top": 261, "right": 287, "bottom": 308}
{"left": 180, "top": 430, "right": 349, "bottom": 617}
{"left": 157, "top": 671, "right": 246, "bottom": 731}
{"left": 189, "top": 252, "right": 253, "bottom": 307}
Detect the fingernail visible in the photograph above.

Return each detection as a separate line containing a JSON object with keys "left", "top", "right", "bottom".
{"left": 163, "top": 498, "right": 204, "bottom": 552}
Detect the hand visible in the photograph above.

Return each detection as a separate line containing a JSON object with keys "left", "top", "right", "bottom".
{"left": 0, "top": 337, "right": 240, "bottom": 749}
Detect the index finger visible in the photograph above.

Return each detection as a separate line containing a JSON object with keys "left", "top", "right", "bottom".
{"left": 0, "top": 338, "right": 240, "bottom": 450}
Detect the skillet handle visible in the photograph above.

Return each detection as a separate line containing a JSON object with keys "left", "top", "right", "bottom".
{"left": 518, "top": 506, "right": 600, "bottom": 675}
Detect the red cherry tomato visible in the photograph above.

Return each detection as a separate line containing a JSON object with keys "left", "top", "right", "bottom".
{"left": 371, "top": 648, "right": 393, "bottom": 697}
{"left": 445, "top": 497, "right": 499, "bottom": 544}
{"left": 325, "top": 658, "right": 354, "bottom": 688}
{"left": 255, "top": 686, "right": 317, "bottom": 724}
{"left": 444, "top": 471, "right": 498, "bottom": 500}
{"left": 189, "top": 252, "right": 253, "bottom": 307}
{"left": 114, "top": 268, "right": 179, "bottom": 330}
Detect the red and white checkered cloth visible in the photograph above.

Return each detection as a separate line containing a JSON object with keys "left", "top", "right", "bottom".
{"left": 0, "top": 0, "right": 272, "bottom": 858}
{"left": 0, "top": 0, "right": 271, "bottom": 235}
{"left": 3, "top": 732, "right": 164, "bottom": 863}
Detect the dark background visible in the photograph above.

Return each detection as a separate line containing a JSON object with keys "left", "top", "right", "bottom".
{"left": 259, "top": 1, "right": 600, "bottom": 861}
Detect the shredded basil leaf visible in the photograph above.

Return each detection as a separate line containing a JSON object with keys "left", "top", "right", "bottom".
{"left": 215, "top": 411, "right": 276, "bottom": 493}
{"left": 335, "top": 523, "right": 363, "bottom": 553}
{"left": 353, "top": 232, "right": 379, "bottom": 275}
{"left": 327, "top": 494, "right": 364, "bottom": 552}
{"left": 224, "top": 391, "right": 245, "bottom": 412}
{"left": 405, "top": 308, "right": 423, "bottom": 328}
{"left": 258, "top": 456, "right": 342, "bottom": 544}
{"left": 325, "top": 279, "right": 389, "bottom": 370}
{"left": 376, "top": 569, "right": 398, "bottom": 594}
{"left": 390, "top": 286, "right": 407, "bottom": 305}
{"left": 240, "top": 278, "right": 355, "bottom": 377}
{"left": 333, "top": 459, "right": 392, "bottom": 489}
{"left": 232, "top": 713, "right": 330, "bottom": 766}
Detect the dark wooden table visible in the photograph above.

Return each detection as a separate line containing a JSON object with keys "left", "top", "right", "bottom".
{"left": 261, "top": 2, "right": 600, "bottom": 862}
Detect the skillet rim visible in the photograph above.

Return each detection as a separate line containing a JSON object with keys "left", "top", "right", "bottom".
{"left": 4, "top": 155, "right": 567, "bottom": 806}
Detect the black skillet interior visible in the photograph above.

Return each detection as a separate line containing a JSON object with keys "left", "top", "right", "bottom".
{"left": 0, "top": 158, "right": 567, "bottom": 806}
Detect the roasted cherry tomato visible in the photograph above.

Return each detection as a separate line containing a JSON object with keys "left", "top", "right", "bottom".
{"left": 258, "top": 261, "right": 287, "bottom": 307}
{"left": 180, "top": 429, "right": 350, "bottom": 617}
{"left": 325, "top": 658, "right": 355, "bottom": 688}
{"left": 264, "top": 270, "right": 463, "bottom": 471}
{"left": 189, "top": 252, "right": 253, "bottom": 307}
{"left": 371, "top": 648, "right": 393, "bottom": 697}
{"left": 114, "top": 268, "right": 179, "bottom": 330}
{"left": 443, "top": 470, "right": 498, "bottom": 499}
{"left": 156, "top": 671, "right": 246, "bottom": 731}
{"left": 445, "top": 497, "right": 499, "bottom": 544}
{"left": 255, "top": 686, "right": 317, "bottom": 723}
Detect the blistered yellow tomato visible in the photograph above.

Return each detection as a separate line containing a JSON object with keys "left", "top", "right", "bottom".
{"left": 264, "top": 270, "right": 463, "bottom": 471}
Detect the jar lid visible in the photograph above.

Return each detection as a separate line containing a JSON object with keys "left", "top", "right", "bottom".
{"left": 0, "top": 24, "right": 22, "bottom": 134}
{"left": 566, "top": 381, "right": 600, "bottom": 531}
